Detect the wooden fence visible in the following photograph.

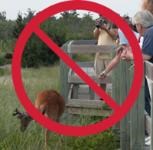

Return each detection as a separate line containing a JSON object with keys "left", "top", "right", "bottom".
{"left": 60, "top": 40, "right": 114, "bottom": 116}
{"left": 113, "top": 60, "right": 153, "bottom": 150}
{"left": 60, "top": 40, "right": 153, "bottom": 150}
{"left": 145, "top": 61, "right": 153, "bottom": 150}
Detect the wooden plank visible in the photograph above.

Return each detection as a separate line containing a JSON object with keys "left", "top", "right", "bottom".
{"left": 145, "top": 61, "right": 153, "bottom": 149}
{"left": 68, "top": 45, "right": 116, "bottom": 54}
{"left": 119, "top": 61, "right": 131, "bottom": 150}
{"left": 68, "top": 74, "right": 111, "bottom": 84}
{"left": 72, "top": 84, "right": 79, "bottom": 99}
{"left": 130, "top": 66, "right": 145, "bottom": 150}
{"left": 68, "top": 84, "right": 73, "bottom": 99}
{"left": 70, "top": 40, "right": 97, "bottom": 45}
{"left": 111, "top": 52, "right": 121, "bottom": 132}
{"left": 66, "top": 99, "right": 104, "bottom": 109}
{"left": 145, "top": 61, "right": 153, "bottom": 81}
{"left": 60, "top": 42, "right": 70, "bottom": 102}
{"left": 77, "top": 61, "right": 94, "bottom": 67}
{"left": 130, "top": 83, "right": 145, "bottom": 150}
{"left": 68, "top": 67, "right": 111, "bottom": 84}
{"left": 89, "top": 87, "right": 95, "bottom": 100}
{"left": 65, "top": 107, "right": 111, "bottom": 116}
{"left": 144, "top": 146, "right": 150, "bottom": 150}
{"left": 150, "top": 82, "right": 153, "bottom": 150}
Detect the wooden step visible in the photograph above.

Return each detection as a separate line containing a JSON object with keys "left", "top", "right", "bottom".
{"left": 66, "top": 99, "right": 112, "bottom": 116}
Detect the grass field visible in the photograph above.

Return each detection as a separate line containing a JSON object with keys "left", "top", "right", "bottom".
{"left": 0, "top": 65, "right": 119, "bottom": 150}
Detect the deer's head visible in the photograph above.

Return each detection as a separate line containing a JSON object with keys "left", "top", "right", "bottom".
{"left": 13, "top": 108, "right": 32, "bottom": 132}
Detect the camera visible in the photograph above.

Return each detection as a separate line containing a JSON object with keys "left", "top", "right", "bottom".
{"left": 95, "top": 17, "right": 107, "bottom": 28}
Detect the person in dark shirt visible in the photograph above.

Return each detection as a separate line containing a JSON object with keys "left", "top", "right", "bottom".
{"left": 133, "top": 10, "right": 153, "bottom": 144}
{"left": 121, "top": 10, "right": 153, "bottom": 117}
{"left": 142, "top": 26, "right": 153, "bottom": 63}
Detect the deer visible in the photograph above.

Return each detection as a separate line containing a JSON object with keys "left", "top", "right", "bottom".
{"left": 13, "top": 89, "right": 65, "bottom": 149}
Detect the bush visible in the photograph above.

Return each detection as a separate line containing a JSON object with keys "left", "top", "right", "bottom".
{"left": 0, "top": 54, "right": 11, "bottom": 66}
{"left": 22, "top": 34, "right": 59, "bottom": 68}
{"left": 64, "top": 130, "right": 119, "bottom": 150}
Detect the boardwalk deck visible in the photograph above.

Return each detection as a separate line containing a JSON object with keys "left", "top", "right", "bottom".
{"left": 65, "top": 84, "right": 112, "bottom": 116}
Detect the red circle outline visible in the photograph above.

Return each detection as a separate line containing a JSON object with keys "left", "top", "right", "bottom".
{"left": 12, "top": 0, "right": 143, "bottom": 136}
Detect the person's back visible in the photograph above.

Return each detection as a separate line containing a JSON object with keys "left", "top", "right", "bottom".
{"left": 97, "top": 29, "right": 116, "bottom": 45}
{"left": 95, "top": 28, "right": 117, "bottom": 60}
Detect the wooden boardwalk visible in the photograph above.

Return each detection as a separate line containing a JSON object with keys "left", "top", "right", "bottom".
{"left": 60, "top": 40, "right": 153, "bottom": 150}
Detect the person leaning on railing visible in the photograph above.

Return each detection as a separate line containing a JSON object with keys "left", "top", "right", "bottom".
{"left": 124, "top": 10, "right": 153, "bottom": 116}
{"left": 99, "top": 15, "right": 139, "bottom": 79}
{"left": 123, "top": 11, "right": 153, "bottom": 145}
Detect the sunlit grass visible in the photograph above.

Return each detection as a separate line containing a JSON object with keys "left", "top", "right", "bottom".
{"left": 0, "top": 65, "right": 119, "bottom": 150}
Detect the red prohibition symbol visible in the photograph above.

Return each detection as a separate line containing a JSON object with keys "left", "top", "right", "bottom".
{"left": 12, "top": 0, "right": 143, "bottom": 136}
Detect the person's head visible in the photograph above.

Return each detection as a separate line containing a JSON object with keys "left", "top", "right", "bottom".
{"left": 95, "top": 15, "right": 108, "bottom": 28}
{"left": 132, "top": 10, "right": 153, "bottom": 35}
{"left": 141, "top": 0, "right": 153, "bottom": 14}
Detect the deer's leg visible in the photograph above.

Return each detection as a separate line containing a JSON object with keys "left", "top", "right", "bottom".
{"left": 45, "top": 106, "right": 60, "bottom": 148}
{"left": 44, "top": 129, "right": 49, "bottom": 150}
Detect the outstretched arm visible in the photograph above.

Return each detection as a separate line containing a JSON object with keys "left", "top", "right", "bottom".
{"left": 99, "top": 47, "right": 123, "bottom": 79}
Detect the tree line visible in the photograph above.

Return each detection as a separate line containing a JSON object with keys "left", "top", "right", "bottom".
{"left": 0, "top": 9, "right": 95, "bottom": 67}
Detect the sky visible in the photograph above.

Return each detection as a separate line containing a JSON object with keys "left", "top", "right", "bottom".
{"left": 0, "top": 0, "right": 141, "bottom": 20}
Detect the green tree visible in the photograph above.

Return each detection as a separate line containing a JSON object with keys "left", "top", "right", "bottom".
{"left": 24, "top": 8, "right": 35, "bottom": 23}
{"left": 13, "top": 10, "right": 96, "bottom": 67}
{"left": 0, "top": 11, "right": 6, "bottom": 21}
{"left": 13, "top": 12, "right": 25, "bottom": 38}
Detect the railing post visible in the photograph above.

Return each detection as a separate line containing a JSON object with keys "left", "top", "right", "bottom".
{"left": 60, "top": 41, "right": 71, "bottom": 102}
{"left": 151, "top": 81, "right": 153, "bottom": 150}
{"left": 119, "top": 61, "right": 131, "bottom": 150}
{"left": 145, "top": 61, "right": 153, "bottom": 150}
{"left": 112, "top": 53, "right": 121, "bottom": 133}
{"left": 129, "top": 65, "right": 145, "bottom": 150}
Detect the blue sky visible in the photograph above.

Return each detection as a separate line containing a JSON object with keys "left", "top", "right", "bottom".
{"left": 0, "top": 0, "right": 141, "bottom": 20}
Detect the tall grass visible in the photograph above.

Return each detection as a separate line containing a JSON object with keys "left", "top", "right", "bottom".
{"left": 0, "top": 65, "right": 119, "bottom": 150}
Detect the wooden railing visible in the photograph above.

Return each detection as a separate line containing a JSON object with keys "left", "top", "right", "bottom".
{"left": 112, "top": 60, "right": 145, "bottom": 150}
{"left": 145, "top": 61, "right": 153, "bottom": 150}
{"left": 60, "top": 40, "right": 153, "bottom": 150}
{"left": 60, "top": 40, "right": 115, "bottom": 101}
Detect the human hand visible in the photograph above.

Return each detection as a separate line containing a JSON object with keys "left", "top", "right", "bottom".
{"left": 116, "top": 46, "right": 124, "bottom": 55}
{"left": 99, "top": 71, "right": 107, "bottom": 79}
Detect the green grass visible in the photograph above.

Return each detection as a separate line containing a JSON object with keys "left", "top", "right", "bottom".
{"left": 0, "top": 65, "right": 119, "bottom": 150}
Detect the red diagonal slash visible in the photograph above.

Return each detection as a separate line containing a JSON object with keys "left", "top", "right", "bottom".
{"left": 33, "top": 27, "right": 120, "bottom": 111}
{"left": 12, "top": 1, "right": 143, "bottom": 136}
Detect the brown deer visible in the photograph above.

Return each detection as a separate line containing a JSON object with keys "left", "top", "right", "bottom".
{"left": 13, "top": 89, "right": 65, "bottom": 148}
